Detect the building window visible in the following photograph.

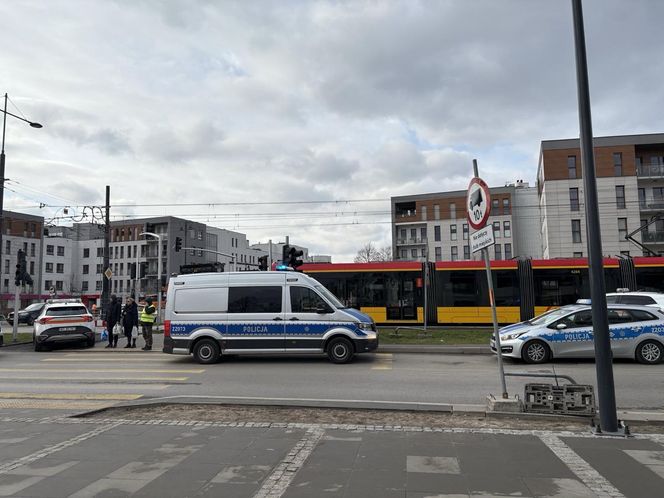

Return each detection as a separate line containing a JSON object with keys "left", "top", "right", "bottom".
{"left": 57, "top": 246, "right": 65, "bottom": 256}
{"left": 3, "top": 260, "right": 8, "bottom": 273}
{"left": 569, "top": 188, "right": 579, "bottom": 211}
{"left": 495, "top": 244, "right": 502, "bottom": 260}
{"left": 96, "top": 264, "right": 103, "bottom": 274}
{"left": 451, "top": 246, "right": 458, "bottom": 261}
{"left": 420, "top": 227, "right": 427, "bottom": 241}
{"left": 45, "top": 280, "right": 52, "bottom": 291}
{"left": 45, "top": 262, "right": 53, "bottom": 273}
{"left": 434, "top": 204, "right": 440, "bottom": 220}
{"left": 83, "top": 248, "right": 90, "bottom": 258}
{"left": 3, "top": 279, "right": 7, "bottom": 292}
{"left": 435, "top": 247, "right": 442, "bottom": 261}
{"left": 502, "top": 198, "right": 510, "bottom": 215}
{"left": 399, "top": 249, "right": 407, "bottom": 259}
{"left": 493, "top": 221, "right": 500, "bottom": 238}
{"left": 505, "top": 243, "right": 512, "bottom": 260}
{"left": 30, "top": 243, "right": 36, "bottom": 257}
{"left": 119, "top": 280, "right": 123, "bottom": 292}
{"left": 462, "top": 224, "right": 469, "bottom": 240}
{"left": 639, "top": 188, "right": 646, "bottom": 209}
{"left": 613, "top": 152, "right": 622, "bottom": 176}
{"left": 55, "top": 281, "right": 63, "bottom": 291}
{"left": 449, "top": 203, "right": 456, "bottom": 219}
{"left": 492, "top": 199, "right": 499, "bottom": 212}
{"left": 56, "top": 263, "right": 64, "bottom": 274}
{"left": 618, "top": 218, "right": 628, "bottom": 240}
{"left": 120, "top": 263, "right": 124, "bottom": 276}
{"left": 434, "top": 226, "right": 441, "bottom": 242}
{"left": 568, "top": 155, "right": 577, "bottom": 178}
{"left": 83, "top": 265, "right": 89, "bottom": 275}
{"left": 120, "top": 246, "right": 124, "bottom": 259}
{"left": 573, "top": 252, "right": 583, "bottom": 257}
{"left": 411, "top": 249, "right": 417, "bottom": 258}
{"left": 97, "top": 247, "right": 103, "bottom": 257}
{"left": 572, "top": 219, "right": 582, "bottom": 243}
{"left": 29, "top": 261, "right": 34, "bottom": 275}
{"left": 503, "top": 221, "right": 511, "bottom": 238}
{"left": 82, "top": 281, "right": 89, "bottom": 291}
{"left": 421, "top": 205, "right": 427, "bottom": 221}
{"left": 655, "top": 187, "right": 664, "bottom": 202}
{"left": 616, "top": 185, "right": 626, "bottom": 209}
{"left": 450, "top": 225, "right": 457, "bottom": 241}
{"left": 96, "top": 281, "right": 102, "bottom": 291}
{"left": 410, "top": 228, "right": 417, "bottom": 242}
{"left": 420, "top": 248, "right": 426, "bottom": 258}
{"left": 464, "top": 245, "right": 470, "bottom": 260}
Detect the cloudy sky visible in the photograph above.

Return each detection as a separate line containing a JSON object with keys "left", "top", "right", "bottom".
{"left": 2, "top": 0, "right": 663, "bottom": 261}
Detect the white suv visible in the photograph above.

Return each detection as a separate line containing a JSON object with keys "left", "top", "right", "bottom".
{"left": 33, "top": 299, "right": 95, "bottom": 351}
{"left": 606, "top": 291, "right": 664, "bottom": 309}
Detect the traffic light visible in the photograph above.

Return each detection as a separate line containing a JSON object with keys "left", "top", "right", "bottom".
{"left": 258, "top": 255, "right": 268, "bottom": 271}
{"left": 282, "top": 244, "right": 290, "bottom": 263}
{"left": 175, "top": 237, "right": 182, "bottom": 252}
{"left": 15, "top": 250, "right": 28, "bottom": 286}
{"left": 140, "top": 262, "right": 148, "bottom": 278}
{"left": 129, "top": 262, "right": 136, "bottom": 279}
{"left": 288, "top": 247, "right": 304, "bottom": 270}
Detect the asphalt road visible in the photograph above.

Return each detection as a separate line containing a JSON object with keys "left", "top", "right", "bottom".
{"left": 0, "top": 332, "right": 663, "bottom": 417}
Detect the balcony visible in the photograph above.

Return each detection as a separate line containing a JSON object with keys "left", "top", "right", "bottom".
{"left": 641, "top": 231, "right": 664, "bottom": 244}
{"left": 396, "top": 237, "right": 428, "bottom": 246}
{"left": 637, "top": 164, "right": 664, "bottom": 178}
{"left": 640, "top": 202, "right": 664, "bottom": 213}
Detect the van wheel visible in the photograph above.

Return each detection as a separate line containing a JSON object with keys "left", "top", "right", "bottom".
{"left": 193, "top": 339, "right": 220, "bottom": 364}
{"left": 521, "top": 340, "right": 551, "bottom": 364}
{"left": 327, "top": 337, "right": 354, "bottom": 364}
{"left": 635, "top": 340, "right": 663, "bottom": 365}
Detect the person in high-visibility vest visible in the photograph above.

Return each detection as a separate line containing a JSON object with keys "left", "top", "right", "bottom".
{"left": 139, "top": 297, "right": 157, "bottom": 351}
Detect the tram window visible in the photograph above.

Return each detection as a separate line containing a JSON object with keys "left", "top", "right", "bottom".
{"left": 493, "top": 271, "right": 518, "bottom": 306}
{"left": 635, "top": 268, "right": 664, "bottom": 292}
{"left": 442, "top": 271, "right": 481, "bottom": 306}
{"left": 534, "top": 269, "right": 586, "bottom": 306}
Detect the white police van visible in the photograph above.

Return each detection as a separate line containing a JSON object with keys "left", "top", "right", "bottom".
{"left": 163, "top": 271, "right": 378, "bottom": 364}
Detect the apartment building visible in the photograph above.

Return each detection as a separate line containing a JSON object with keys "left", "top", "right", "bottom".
{"left": 391, "top": 182, "right": 540, "bottom": 262}
{"left": 538, "top": 133, "right": 664, "bottom": 258}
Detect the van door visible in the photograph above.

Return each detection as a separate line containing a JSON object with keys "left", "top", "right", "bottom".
{"left": 285, "top": 285, "right": 335, "bottom": 351}
{"left": 225, "top": 285, "right": 285, "bottom": 352}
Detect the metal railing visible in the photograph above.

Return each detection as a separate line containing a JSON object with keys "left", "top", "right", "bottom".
{"left": 637, "top": 164, "right": 664, "bottom": 178}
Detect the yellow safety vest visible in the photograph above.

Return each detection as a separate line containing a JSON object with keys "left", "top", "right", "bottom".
{"left": 140, "top": 305, "right": 156, "bottom": 323}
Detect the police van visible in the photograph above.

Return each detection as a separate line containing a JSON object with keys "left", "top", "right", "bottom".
{"left": 163, "top": 271, "right": 378, "bottom": 364}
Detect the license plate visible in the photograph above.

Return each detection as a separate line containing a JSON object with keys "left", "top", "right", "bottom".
{"left": 60, "top": 327, "right": 76, "bottom": 332}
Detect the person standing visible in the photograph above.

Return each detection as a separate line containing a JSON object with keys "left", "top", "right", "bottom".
{"left": 122, "top": 296, "right": 139, "bottom": 348}
{"left": 105, "top": 295, "right": 121, "bottom": 348}
{"left": 139, "top": 298, "right": 157, "bottom": 351}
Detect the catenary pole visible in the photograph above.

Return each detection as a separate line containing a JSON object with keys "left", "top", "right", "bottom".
{"left": 571, "top": 0, "right": 618, "bottom": 432}
{"left": 101, "top": 186, "right": 110, "bottom": 318}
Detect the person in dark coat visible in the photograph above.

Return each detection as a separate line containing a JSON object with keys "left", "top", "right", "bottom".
{"left": 105, "top": 294, "right": 122, "bottom": 348}
{"left": 122, "top": 296, "right": 139, "bottom": 348}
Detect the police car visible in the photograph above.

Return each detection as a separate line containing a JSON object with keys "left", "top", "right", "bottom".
{"left": 490, "top": 303, "right": 664, "bottom": 365}
{"left": 33, "top": 299, "right": 95, "bottom": 351}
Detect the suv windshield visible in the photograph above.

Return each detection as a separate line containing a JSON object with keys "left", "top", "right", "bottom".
{"left": 46, "top": 306, "right": 88, "bottom": 317}
{"left": 24, "top": 303, "right": 44, "bottom": 311}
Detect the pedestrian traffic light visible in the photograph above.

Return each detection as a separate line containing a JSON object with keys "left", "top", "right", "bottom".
{"left": 175, "top": 237, "right": 182, "bottom": 252}
{"left": 288, "top": 247, "right": 304, "bottom": 270}
{"left": 129, "top": 263, "right": 136, "bottom": 279}
{"left": 140, "top": 262, "right": 148, "bottom": 278}
{"left": 282, "top": 244, "right": 290, "bottom": 263}
{"left": 258, "top": 255, "right": 268, "bottom": 271}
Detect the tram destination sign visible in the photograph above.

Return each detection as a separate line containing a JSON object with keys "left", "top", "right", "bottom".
{"left": 470, "top": 225, "right": 495, "bottom": 253}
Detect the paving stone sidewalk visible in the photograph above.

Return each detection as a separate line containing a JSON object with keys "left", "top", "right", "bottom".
{"left": 0, "top": 416, "right": 663, "bottom": 497}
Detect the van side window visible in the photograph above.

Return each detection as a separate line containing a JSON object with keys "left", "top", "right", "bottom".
{"left": 174, "top": 287, "right": 227, "bottom": 313}
{"left": 228, "top": 286, "right": 282, "bottom": 313}
{"left": 290, "top": 286, "right": 329, "bottom": 313}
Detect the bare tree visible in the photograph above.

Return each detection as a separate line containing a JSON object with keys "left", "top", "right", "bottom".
{"left": 354, "top": 242, "right": 392, "bottom": 262}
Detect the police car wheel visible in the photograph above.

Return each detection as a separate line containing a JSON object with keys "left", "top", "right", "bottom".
{"left": 522, "top": 340, "right": 551, "bottom": 364}
{"left": 636, "top": 340, "right": 663, "bottom": 365}
{"left": 193, "top": 338, "right": 220, "bottom": 364}
{"left": 327, "top": 337, "right": 354, "bottom": 364}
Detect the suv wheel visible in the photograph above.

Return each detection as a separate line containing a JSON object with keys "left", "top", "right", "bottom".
{"left": 193, "top": 338, "right": 220, "bottom": 364}
{"left": 521, "top": 340, "right": 551, "bottom": 364}
{"left": 636, "top": 340, "right": 663, "bottom": 365}
{"left": 327, "top": 337, "right": 354, "bottom": 364}
{"left": 33, "top": 335, "right": 44, "bottom": 352}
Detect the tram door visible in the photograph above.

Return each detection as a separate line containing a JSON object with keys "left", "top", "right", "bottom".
{"left": 385, "top": 273, "right": 419, "bottom": 320}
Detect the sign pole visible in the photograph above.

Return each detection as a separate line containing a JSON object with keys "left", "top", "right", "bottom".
{"left": 470, "top": 159, "right": 508, "bottom": 399}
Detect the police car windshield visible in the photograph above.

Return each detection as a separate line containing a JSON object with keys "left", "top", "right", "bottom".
{"left": 314, "top": 285, "right": 345, "bottom": 309}
{"left": 529, "top": 307, "right": 580, "bottom": 326}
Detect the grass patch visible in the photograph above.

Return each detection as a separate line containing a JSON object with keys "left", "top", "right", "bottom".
{"left": 378, "top": 327, "right": 493, "bottom": 345}
{"left": 1, "top": 332, "right": 33, "bottom": 344}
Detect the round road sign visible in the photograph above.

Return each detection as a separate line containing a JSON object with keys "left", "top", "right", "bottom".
{"left": 466, "top": 177, "right": 491, "bottom": 230}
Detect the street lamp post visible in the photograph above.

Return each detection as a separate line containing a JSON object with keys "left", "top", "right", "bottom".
{"left": 0, "top": 93, "right": 42, "bottom": 296}
{"left": 139, "top": 231, "right": 161, "bottom": 323}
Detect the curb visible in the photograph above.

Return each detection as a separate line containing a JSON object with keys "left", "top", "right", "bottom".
{"left": 378, "top": 344, "right": 491, "bottom": 354}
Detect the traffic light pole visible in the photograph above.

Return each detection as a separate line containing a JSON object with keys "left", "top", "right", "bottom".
{"left": 11, "top": 283, "right": 19, "bottom": 341}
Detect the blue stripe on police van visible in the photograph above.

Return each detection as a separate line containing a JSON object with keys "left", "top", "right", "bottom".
{"left": 169, "top": 322, "right": 366, "bottom": 337}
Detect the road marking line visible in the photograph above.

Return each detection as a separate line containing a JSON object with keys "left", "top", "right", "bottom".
{"left": 0, "top": 368, "right": 204, "bottom": 373}
{"left": 0, "top": 393, "right": 142, "bottom": 400}
{"left": 41, "top": 358, "right": 169, "bottom": 362}
{"left": 371, "top": 353, "right": 393, "bottom": 370}
{"left": 254, "top": 427, "right": 325, "bottom": 498}
{"left": 0, "top": 383, "right": 171, "bottom": 390}
{"left": 0, "top": 422, "right": 121, "bottom": 474}
{"left": 0, "top": 375, "right": 188, "bottom": 381}
{"left": 0, "top": 400, "right": 122, "bottom": 410}
{"left": 538, "top": 434, "right": 624, "bottom": 497}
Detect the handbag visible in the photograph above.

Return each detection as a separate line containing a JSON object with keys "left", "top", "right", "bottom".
{"left": 131, "top": 326, "right": 138, "bottom": 339}
{"left": 114, "top": 323, "right": 122, "bottom": 337}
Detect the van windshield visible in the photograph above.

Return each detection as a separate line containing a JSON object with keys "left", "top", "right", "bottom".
{"left": 315, "top": 285, "right": 345, "bottom": 309}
